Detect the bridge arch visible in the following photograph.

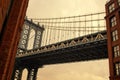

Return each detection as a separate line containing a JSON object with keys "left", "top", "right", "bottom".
{"left": 27, "top": 29, "right": 35, "bottom": 50}
{"left": 21, "top": 68, "right": 28, "bottom": 80}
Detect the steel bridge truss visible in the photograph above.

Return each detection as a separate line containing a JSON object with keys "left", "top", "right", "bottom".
{"left": 17, "top": 30, "right": 107, "bottom": 58}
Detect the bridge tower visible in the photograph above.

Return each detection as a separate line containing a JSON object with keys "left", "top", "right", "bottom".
{"left": 105, "top": 0, "right": 120, "bottom": 80}
{"left": 11, "top": 19, "right": 44, "bottom": 80}
{"left": 18, "top": 19, "right": 44, "bottom": 52}
{"left": 0, "top": 0, "right": 29, "bottom": 80}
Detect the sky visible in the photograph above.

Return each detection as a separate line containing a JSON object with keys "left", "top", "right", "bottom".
{"left": 26, "top": 0, "right": 106, "bottom": 18}
{"left": 24, "top": 0, "right": 109, "bottom": 80}
{"left": 38, "top": 60, "right": 109, "bottom": 80}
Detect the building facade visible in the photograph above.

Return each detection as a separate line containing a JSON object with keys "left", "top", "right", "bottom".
{"left": 0, "top": 0, "right": 29, "bottom": 80}
{"left": 0, "top": 0, "right": 12, "bottom": 34}
{"left": 105, "top": 0, "right": 120, "bottom": 80}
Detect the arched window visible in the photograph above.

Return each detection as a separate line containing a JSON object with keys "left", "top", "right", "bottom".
{"left": 27, "top": 29, "right": 35, "bottom": 50}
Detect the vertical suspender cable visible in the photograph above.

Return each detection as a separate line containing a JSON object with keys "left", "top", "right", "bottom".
{"left": 48, "top": 19, "right": 53, "bottom": 44}
{"left": 56, "top": 19, "right": 59, "bottom": 42}
{"left": 62, "top": 18, "right": 64, "bottom": 41}
{"left": 73, "top": 16, "right": 75, "bottom": 38}
{"left": 45, "top": 19, "right": 50, "bottom": 45}
{"left": 63, "top": 18, "right": 67, "bottom": 40}
{"left": 54, "top": 19, "right": 57, "bottom": 43}
{"left": 68, "top": 17, "right": 70, "bottom": 40}
{"left": 42, "top": 21, "right": 46, "bottom": 46}
{"left": 85, "top": 15, "right": 86, "bottom": 36}
{"left": 91, "top": 14, "right": 93, "bottom": 35}
{"left": 98, "top": 13, "right": 100, "bottom": 32}
{"left": 79, "top": 16, "right": 81, "bottom": 37}
{"left": 44, "top": 19, "right": 47, "bottom": 46}
{"left": 59, "top": 18, "right": 62, "bottom": 42}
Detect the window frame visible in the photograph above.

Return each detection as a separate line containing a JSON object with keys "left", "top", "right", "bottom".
{"left": 115, "top": 62, "right": 120, "bottom": 76}
{"left": 109, "top": 3, "right": 115, "bottom": 13}
{"left": 110, "top": 16, "right": 117, "bottom": 27}
{"left": 113, "top": 45, "right": 120, "bottom": 57}
{"left": 112, "top": 30, "right": 118, "bottom": 41}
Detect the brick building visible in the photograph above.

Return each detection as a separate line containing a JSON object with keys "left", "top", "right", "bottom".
{"left": 0, "top": 0, "right": 29, "bottom": 80}
{"left": 105, "top": 0, "right": 120, "bottom": 80}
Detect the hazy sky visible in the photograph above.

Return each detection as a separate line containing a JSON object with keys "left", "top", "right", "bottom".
{"left": 26, "top": 0, "right": 106, "bottom": 18}
{"left": 37, "top": 60, "right": 109, "bottom": 80}
{"left": 24, "top": 0, "right": 109, "bottom": 80}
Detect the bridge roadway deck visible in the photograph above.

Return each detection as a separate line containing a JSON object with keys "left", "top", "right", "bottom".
{"left": 16, "top": 31, "right": 108, "bottom": 67}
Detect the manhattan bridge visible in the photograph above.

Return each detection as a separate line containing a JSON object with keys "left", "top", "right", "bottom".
{"left": 12, "top": 12, "right": 108, "bottom": 80}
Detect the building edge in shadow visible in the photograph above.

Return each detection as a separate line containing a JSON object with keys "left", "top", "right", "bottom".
{"left": 105, "top": 0, "right": 120, "bottom": 80}
{"left": 0, "top": 0, "right": 29, "bottom": 80}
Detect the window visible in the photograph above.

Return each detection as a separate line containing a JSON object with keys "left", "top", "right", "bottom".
{"left": 112, "top": 30, "right": 118, "bottom": 41}
{"left": 115, "top": 62, "right": 120, "bottom": 76}
{"left": 113, "top": 45, "right": 120, "bottom": 57}
{"left": 110, "top": 16, "right": 117, "bottom": 27}
{"left": 109, "top": 3, "right": 115, "bottom": 13}
{"left": 118, "top": 0, "right": 120, "bottom": 6}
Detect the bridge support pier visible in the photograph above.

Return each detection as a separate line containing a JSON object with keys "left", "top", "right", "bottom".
{"left": 27, "top": 67, "right": 38, "bottom": 80}
{"left": 17, "top": 69, "right": 23, "bottom": 80}
{"left": 11, "top": 67, "right": 23, "bottom": 80}
{"left": 11, "top": 67, "right": 39, "bottom": 80}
